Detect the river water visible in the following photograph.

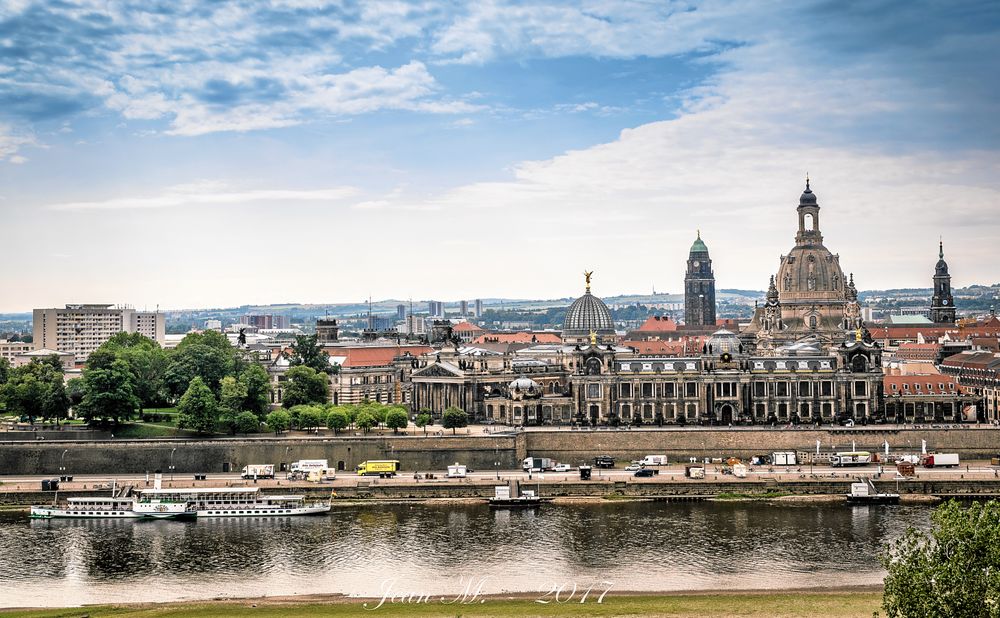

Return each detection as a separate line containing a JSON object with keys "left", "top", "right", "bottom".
{"left": 0, "top": 502, "right": 930, "bottom": 608}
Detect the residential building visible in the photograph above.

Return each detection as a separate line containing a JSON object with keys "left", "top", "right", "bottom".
{"left": 32, "top": 304, "right": 165, "bottom": 361}
{"left": 0, "top": 339, "right": 31, "bottom": 363}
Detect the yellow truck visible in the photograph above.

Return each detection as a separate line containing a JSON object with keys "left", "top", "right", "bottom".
{"left": 356, "top": 460, "right": 401, "bottom": 477}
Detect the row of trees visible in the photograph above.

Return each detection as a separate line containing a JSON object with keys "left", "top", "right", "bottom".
{"left": 0, "top": 356, "right": 70, "bottom": 423}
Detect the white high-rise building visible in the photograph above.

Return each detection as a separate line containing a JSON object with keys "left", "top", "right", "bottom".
{"left": 33, "top": 304, "right": 165, "bottom": 360}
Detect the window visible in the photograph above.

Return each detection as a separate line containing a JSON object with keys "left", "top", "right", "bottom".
{"left": 776, "top": 382, "right": 789, "bottom": 397}
{"left": 620, "top": 383, "right": 632, "bottom": 398}
{"left": 753, "top": 382, "right": 766, "bottom": 397}
{"left": 891, "top": 384, "right": 898, "bottom": 392}
{"left": 755, "top": 403, "right": 766, "bottom": 417}
{"left": 685, "top": 382, "right": 698, "bottom": 397}
{"left": 642, "top": 383, "right": 654, "bottom": 397}
{"left": 853, "top": 381, "right": 867, "bottom": 397}
{"left": 587, "top": 383, "right": 602, "bottom": 398}
{"left": 821, "top": 381, "right": 833, "bottom": 397}
{"left": 798, "top": 382, "right": 811, "bottom": 397}
{"left": 643, "top": 404, "right": 653, "bottom": 419}
{"left": 664, "top": 383, "right": 675, "bottom": 397}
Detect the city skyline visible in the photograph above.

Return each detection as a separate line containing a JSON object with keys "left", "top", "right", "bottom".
{"left": 1, "top": 1, "right": 999, "bottom": 313}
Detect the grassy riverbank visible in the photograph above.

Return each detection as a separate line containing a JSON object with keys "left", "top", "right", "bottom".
{"left": 1, "top": 590, "right": 883, "bottom": 617}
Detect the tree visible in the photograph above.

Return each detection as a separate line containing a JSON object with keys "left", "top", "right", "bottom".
{"left": 0, "top": 358, "right": 9, "bottom": 386}
{"left": 0, "top": 360, "right": 70, "bottom": 424}
{"left": 386, "top": 408, "right": 409, "bottom": 434}
{"left": 288, "top": 334, "right": 331, "bottom": 374}
{"left": 77, "top": 359, "right": 140, "bottom": 424}
{"left": 355, "top": 410, "right": 377, "bottom": 433}
{"left": 442, "top": 407, "right": 468, "bottom": 434}
{"left": 234, "top": 411, "right": 259, "bottom": 435}
{"left": 239, "top": 364, "right": 272, "bottom": 420}
{"left": 298, "top": 405, "right": 324, "bottom": 432}
{"left": 415, "top": 412, "right": 432, "bottom": 436}
{"left": 881, "top": 499, "right": 1000, "bottom": 618}
{"left": 164, "top": 331, "right": 238, "bottom": 398}
{"left": 326, "top": 407, "right": 349, "bottom": 435}
{"left": 89, "top": 332, "right": 168, "bottom": 411}
{"left": 177, "top": 377, "right": 219, "bottom": 434}
{"left": 218, "top": 375, "right": 248, "bottom": 434}
{"left": 66, "top": 377, "right": 86, "bottom": 407}
{"left": 282, "top": 366, "right": 329, "bottom": 408}
{"left": 266, "top": 409, "right": 291, "bottom": 434}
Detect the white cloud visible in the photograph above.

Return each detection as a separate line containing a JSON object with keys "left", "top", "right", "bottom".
{"left": 0, "top": 124, "right": 35, "bottom": 163}
{"left": 48, "top": 182, "right": 360, "bottom": 211}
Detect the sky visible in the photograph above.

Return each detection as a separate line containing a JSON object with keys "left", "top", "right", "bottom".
{"left": 1, "top": 0, "right": 999, "bottom": 312}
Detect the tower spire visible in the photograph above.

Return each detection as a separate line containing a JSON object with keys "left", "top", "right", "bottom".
{"left": 805, "top": 172, "right": 810, "bottom": 191}
{"left": 939, "top": 237, "right": 944, "bottom": 259}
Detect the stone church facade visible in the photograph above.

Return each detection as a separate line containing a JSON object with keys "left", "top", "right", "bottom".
{"left": 412, "top": 180, "right": 888, "bottom": 426}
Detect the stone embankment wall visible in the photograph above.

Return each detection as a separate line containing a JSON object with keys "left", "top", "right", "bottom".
{"left": 2, "top": 428, "right": 1000, "bottom": 475}
{"left": 5, "top": 478, "right": 1000, "bottom": 507}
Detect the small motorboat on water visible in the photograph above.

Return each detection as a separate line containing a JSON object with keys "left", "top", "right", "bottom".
{"left": 488, "top": 482, "right": 548, "bottom": 508}
{"left": 846, "top": 478, "right": 900, "bottom": 505}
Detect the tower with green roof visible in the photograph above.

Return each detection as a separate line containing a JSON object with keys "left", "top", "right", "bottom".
{"left": 684, "top": 230, "right": 717, "bottom": 328}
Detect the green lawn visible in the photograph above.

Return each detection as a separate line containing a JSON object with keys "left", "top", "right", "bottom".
{"left": 0, "top": 591, "right": 883, "bottom": 618}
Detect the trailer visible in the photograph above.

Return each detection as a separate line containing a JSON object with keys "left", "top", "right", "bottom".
{"left": 291, "top": 459, "right": 329, "bottom": 474}
{"left": 522, "top": 457, "right": 555, "bottom": 472}
{"left": 593, "top": 455, "right": 616, "bottom": 469}
{"left": 447, "top": 463, "right": 467, "bottom": 478}
{"left": 830, "top": 452, "right": 872, "bottom": 467}
{"left": 241, "top": 464, "right": 275, "bottom": 479}
{"left": 772, "top": 451, "right": 797, "bottom": 466}
{"left": 922, "top": 453, "right": 959, "bottom": 468}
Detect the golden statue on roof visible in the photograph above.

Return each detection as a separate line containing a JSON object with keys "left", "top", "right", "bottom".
{"left": 584, "top": 270, "right": 593, "bottom": 291}
{"left": 589, "top": 329, "right": 597, "bottom": 346}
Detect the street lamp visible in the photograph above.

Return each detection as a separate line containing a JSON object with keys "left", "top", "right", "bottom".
{"left": 169, "top": 447, "right": 176, "bottom": 482}
{"left": 59, "top": 449, "right": 68, "bottom": 478}
{"left": 495, "top": 461, "right": 500, "bottom": 480}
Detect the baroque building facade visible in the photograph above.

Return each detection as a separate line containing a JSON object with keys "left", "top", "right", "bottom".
{"left": 410, "top": 180, "right": 885, "bottom": 426}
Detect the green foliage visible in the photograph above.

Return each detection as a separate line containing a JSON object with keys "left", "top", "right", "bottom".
{"left": 88, "top": 332, "right": 169, "bottom": 410}
{"left": 0, "top": 357, "right": 9, "bottom": 385}
{"left": 288, "top": 334, "right": 331, "bottom": 374}
{"left": 442, "top": 406, "right": 468, "bottom": 434}
{"left": 282, "top": 365, "right": 329, "bottom": 408}
{"left": 239, "top": 363, "right": 272, "bottom": 419}
{"left": 77, "top": 359, "right": 140, "bottom": 424}
{"left": 218, "top": 375, "right": 248, "bottom": 434}
{"left": 297, "top": 405, "right": 324, "bottom": 431}
{"left": 66, "top": 377, "right": 86, "bottom": 406}
{"left": 386, "top": 408, "right": 408, "bottom": 433}
{"left": 234, "top": 411, "right": 259, "bottom": 435}
{"left": 415, "top": 412, "right": 432, "bottom": 435}
{"left": 0, "top": 360, "right": 70, "bottom": 423}
{"left": 265, "top": 409, "right": 291, "bottom": 434}
{"left": 326, "top": 407, "right": 349, "bottom": 434}
{"left": 165, "top": 332, "right": 238, "bottom": 398}
{"left": 881, "top": 499, "right": 1000, "bottom": 618}
{"left": 355, "top": 410, "right": 377, "bottom": 433}
{"left": 177, "top": 377, "right": 219, "bottom": 434}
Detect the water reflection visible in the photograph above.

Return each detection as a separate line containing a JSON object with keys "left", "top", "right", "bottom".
{"left": 0, "top": 503, "right": 928, "bottom": 608}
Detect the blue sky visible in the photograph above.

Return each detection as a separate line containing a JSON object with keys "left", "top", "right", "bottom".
{"left": 1, "top": 0, "right": 998, "bottom": 312}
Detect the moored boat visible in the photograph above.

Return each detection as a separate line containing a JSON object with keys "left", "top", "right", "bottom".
{"left": 136, "top": 487, "right": 331, "bottom": 517}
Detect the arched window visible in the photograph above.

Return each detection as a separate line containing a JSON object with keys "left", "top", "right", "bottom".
{"left": 851, "top": 355, "right": 868, "bottom": 373}
{"left": 808, "top": 315, "right": 817, "bottom": 329}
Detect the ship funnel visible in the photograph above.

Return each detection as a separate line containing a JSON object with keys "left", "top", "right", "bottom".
{"left": 154, "top": 472, "right": 162, "bottom": 490}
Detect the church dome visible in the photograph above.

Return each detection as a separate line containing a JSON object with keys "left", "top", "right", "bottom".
{"left": 564, "top": 290, "right": 614, "bottom": 336}
{"left": 690, "top": 231, "right": 709, "bottom": 254}
{"left": 509, "top": 376, "right": 541, "bottom": 393}
{"left": 776, "top": 180, "right": 846, "bottom": 304}
{"left": 799, "top": 179, "right": 817, "bottom": 205}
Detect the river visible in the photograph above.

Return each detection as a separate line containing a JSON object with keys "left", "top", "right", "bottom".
{"left": 0, "top": 501, "right": 930, "bottom": 608}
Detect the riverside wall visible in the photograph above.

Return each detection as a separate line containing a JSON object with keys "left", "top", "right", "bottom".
{"left": 3, "top": 427, "right": 1000, "bottom": 476}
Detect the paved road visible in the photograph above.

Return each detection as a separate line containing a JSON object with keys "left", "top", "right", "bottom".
{"left": 4, "top": 461, "right": 999, "bottom": 492}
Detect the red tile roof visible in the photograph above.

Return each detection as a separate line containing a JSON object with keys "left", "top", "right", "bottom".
{"left": 452, "top": 321, "right": 485, "bottom": 333}
{"left": 338, "top": 345, "right": 433, "bottom": 368}
{"left": 634, "top": 316, "right": 678, "bottom": 332}
{"left": 472, "top": 332, "right": 562, "bottom": 344}
{"left": 884, "top": 374, "right": 963, "bottom": 395}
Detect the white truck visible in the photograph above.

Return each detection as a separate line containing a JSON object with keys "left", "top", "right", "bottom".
{"left": 447, "top": 463, "right": 468, "bottom": 478}
{"left": 291, "top": 459, "right": 328, "bottom": 473}
{"left": 522, "top": 457, "right": 555, "bottom": 472}
{"left": 922, "top": 453, "right": 960, "bottom": 468}
{"left": 241, "top": 464, "right": 275, "bottom": 479}
{"left": 830, "top": 451, "right": 872, "bottom": 467}
{"left": 640, "top": 455, "right": 669, "bottom": 466}
{"left": 287, "top": 459, "right": 333, "bottom": 481}
{"left": 772, "top": 451, "right": 797, "bottom": 466}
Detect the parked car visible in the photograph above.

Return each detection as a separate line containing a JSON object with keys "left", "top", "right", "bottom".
{"left": 624, "top": 464, "right": 642, "bottom": 472}
{"left": 594, "top": 455, "right": 616, "bottom": 468}
{"left": 634, "top": 468, "right": 659, "bottom": 477}
{"left": 553, "top": 463, "right": 572, "bottom": 472}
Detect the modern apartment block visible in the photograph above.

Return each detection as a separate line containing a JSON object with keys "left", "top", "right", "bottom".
{"left": 32, "top": 304, "right": 165, "bottom": 360}
{"left": 0, "top": 339, "right": 32, "bottom": 363}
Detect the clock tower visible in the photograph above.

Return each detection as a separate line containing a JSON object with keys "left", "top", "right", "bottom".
{"left": 684, "top": 231, "right": 717, "bottom": 327}
{"left": 930, "top": 240, "right": 956, "bottom": 324}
